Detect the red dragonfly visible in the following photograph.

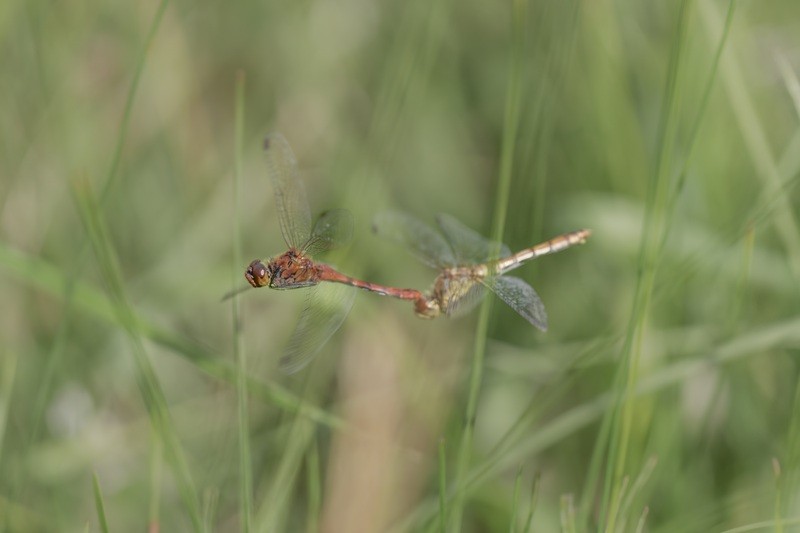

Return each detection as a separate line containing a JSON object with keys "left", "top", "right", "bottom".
{"left": 246, "top": 134, "right": 589, "bottom": 372}
{"left": 372, "top": 212, "right": 590, "bottom": 331}
{"left": 245, "top": 134, "right": 424, "bottom": 373}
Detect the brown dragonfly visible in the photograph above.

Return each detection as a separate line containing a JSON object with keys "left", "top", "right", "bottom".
{"left": 245, "top": 134, "right": 424, "bottom": 373}
{"left": 372, "top": 212, "right": 590, "bottom": 330}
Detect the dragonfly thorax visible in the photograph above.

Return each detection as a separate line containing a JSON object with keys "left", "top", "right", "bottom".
{"left": 244, "top": 249, "right": 322, "bottom": 290}
{"left": 269, "top": 249, "right": 321, "bottom": 289}
{"left": 434, "top": 268, "right": 485, "bottom": 315}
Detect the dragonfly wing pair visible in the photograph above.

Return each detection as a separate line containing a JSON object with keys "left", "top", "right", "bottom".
{"left": 373, "top": 211, "right": 548, "bottom": 329}
{"left": 280, "top": 281, "right": 356, "bottom": 374}
{"left": 265, "top": 134, "right": 354, "bottom": 253}
{"left": 264, "top": 133, "right": 355, "bottom": 373}
{"left": 372, "top": 212, "right": 508, "bottom": 267}
{"left": 485, "top": 276, "right": 547, "bottom": 330}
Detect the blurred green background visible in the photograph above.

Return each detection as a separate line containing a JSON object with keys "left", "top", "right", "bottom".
{"left": 3, "top": 0, "right": 800, "bottom": 531}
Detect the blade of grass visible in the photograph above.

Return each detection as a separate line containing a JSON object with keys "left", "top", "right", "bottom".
{"left": 719, "top": 517, "right": 800, "bottom": 533}
{"left": 780, "top": 369, "right": 800, "bottom": 521}
{"left": 98, "top": 0, "right": 169, "bottom": 203}
{"left": 726, "top": 225, "right": 754, "bottom": 333}
{"left": 522, "top": 473, "right": 540, "bottom": 533}
{"left": 600, "top": 2, "right": 692, "bottom": 530}
{"left": 0, "top": 349, "right": 16, "bottom": 465}
{"left": 149, "top": 434, "right": 163, "bottom": 533}
{"left": 616, "top": 457, "right": 657, "bottom": 533}
{"left": 449, "top": 0, "right": 526, "bottom": 529}
{"left": 700, "top": 0, "right": 800, "bottom": 283}
{"left": 509, "top": 466, "right": 523, "bottom": 533}
{"left": 72, "top": 179, "right": 204, "bottom": 532}
{"left": 633, "top": 507, "right": 649, "bottom": 533}
{"left": 559, "top": 494, "right": 576, "bottom": 533}
{"left": 438, "top": 439, "right": 447, "bottom": 533}
{"left": 233, "top": 69, "right": 253, "bottom": 533}
{"left": 773, "top": 458, "right": 784, "bottom": 533}
{"left": 666, "top": 0, "right": 736, "bottom": 216}
{"left": 254, "top": 417, "right": 316, "bottom": 532}
{"left": 203, "top": 488, "right": 219, "bottom": 533}
{"left": 305, "top": 438, "right": 322, "bottom": 533}
{"left": 24, "top": 0, "right": 171, "bottom": 454}
{"left": 92, "top": 473, "right": 110, "bottom": 533}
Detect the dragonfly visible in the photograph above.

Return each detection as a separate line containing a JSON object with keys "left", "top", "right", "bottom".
{"left": 372, "top": 211, "right": 590, "bottom": 331}
{"left": 245, "top": 133, "right": 425, "bottom": 373}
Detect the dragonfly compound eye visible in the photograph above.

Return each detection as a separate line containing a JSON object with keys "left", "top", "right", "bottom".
{"left": 245, "top": 259, "right": 271, "bottom": 288}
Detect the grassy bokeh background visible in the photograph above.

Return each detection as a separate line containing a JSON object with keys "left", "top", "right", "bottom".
{"left": 3, "top": 0, "right": 800, "bottom": 531}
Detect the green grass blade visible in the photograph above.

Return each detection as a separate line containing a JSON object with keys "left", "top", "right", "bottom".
{"left": 254, "top": 417, "right": 316, "bottom": 532}
{"left": 98, "top": 0, "right": 170, "bottom": 203}
{"left": 15, "top": 0, "right": 170, "bottom": 488}
{"left": 667, "top": 0, "right": 736, "bottom": 213}
{"left": 92, "top": 473, "right": 110, "bottom": 533}
{"left": 616, "top": 457, "right": 657, "bottom": 533}
{"left": 449, "top": 0, "right": 526, "bottom": 529}
{"left": 781, "top": 367, "right": 800, "bottom": 520}
{"left": 149, "top": 435, "right": 163, "bottom": 533}
{"left": 700, "top": 0, "right": 800, "bottom": 282}
{"left": 233, "top": 69, "right": 253, "bottom": 533}
{"left": 509, "top": 466, "right": 522, "bottom": 533}
{"left": 0, "top": 349, "right": 16, "bottom": 466}
{"left": 72, "top": 180, "right": 204, "bottom": 532}
{"left": 633, "top": 507, "right": 649, "bottom": 533}
{"left": 559, "top": 494, "right": 576, "bottom": 533}
{"left": 23, "top": 0, "right": 170, "bottom": 455}
{"left": 438, "top": 439, "right": 447, "bottom": 533}
{"left": 522, "top": 473, "right": 540, "bottom": 533}
{"left": 600, "top": 2, "right": 693, "bottom": 530}
{"left": 306, "top": 438, "right": 322, "bottom": 533}
{"left": 773, "top": 458, "right": 784, "bottom": 533}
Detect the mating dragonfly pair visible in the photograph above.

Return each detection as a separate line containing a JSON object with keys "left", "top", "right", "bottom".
{"left": 242, "top": 134, "right": 590, "bottom": 373}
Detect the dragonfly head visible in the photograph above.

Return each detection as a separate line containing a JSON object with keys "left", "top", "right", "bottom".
{"left": 245, "top": 259, "right": 272, "bottom": 288}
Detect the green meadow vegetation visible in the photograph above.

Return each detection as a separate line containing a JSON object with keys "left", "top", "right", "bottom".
{"left": 3, "top": 0, "right": 800, "bottom": 531}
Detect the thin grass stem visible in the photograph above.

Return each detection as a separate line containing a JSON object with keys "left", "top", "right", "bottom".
{"left": 602, "top": 2, "right": 692, "bottom": 530}
{"left": 438, "top": 439, "right": 447, "bottom": 533}
{"left": 522, "top": 473, "right": 540, "bottom": 533}
{"left": 509, "top": 465, "right": 523, "bottom": 533}
{"left": 449, "top": 0, "right": 526, "bottom": 529}
{"left": 233, "top": 69, "right": 253, "bottom": 533}
{"left": 306, "top": 439, "right": 322, "bottom": 533}
{"left": 72, "top": 181, "right": 204, "bottom": 532}
{"left": 92, "top": 473, "right": 110, "bottom": 533}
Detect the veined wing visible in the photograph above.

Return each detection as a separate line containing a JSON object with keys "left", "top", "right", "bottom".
{"left": 264, "top": 133, "right": 312, "bottom": 249}
{"left": 372, "top": 211, "right": 456, "bottom": 268}
{"left": 279, "top": 281, "right": 356, "bottom": 374}
{"left": 482, "top": 275, "right": 548, "bottom": 331}
{"left": 303, "top": 209, "right": 354, "bottom": 256}
{"left": 436, "top": 213, "right": 510, "bottom": 265}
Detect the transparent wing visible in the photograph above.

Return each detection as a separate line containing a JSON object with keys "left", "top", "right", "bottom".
{"left": 435, "top": 213, "right": 510, "bottom": 265}
{"left": 279, "top": 282, "right": 356, "bottom": 374}
{"left": 303, "top": 209, "right": 354, "bottom": 256}
{"left": 264, "top": 133, "right": 312, "bottom": 249}
{"left": 372, "top": 211, "right": 456, "bottom": 268}
{"left": 483, "top": 275, "right": 548, "bottom": 331}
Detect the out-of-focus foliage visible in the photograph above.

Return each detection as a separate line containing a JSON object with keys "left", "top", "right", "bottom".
{"left": 2, "top": 0, "right": 800, "bottom": 531}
